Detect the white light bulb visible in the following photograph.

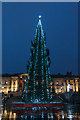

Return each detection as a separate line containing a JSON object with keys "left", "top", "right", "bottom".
{"left": 39, "top": 15, "right": 41, "bottom": 18}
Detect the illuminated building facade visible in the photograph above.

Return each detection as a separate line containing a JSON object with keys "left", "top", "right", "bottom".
{"left": 52, "top": 75, "right": 80, "bottom": 94}
{"left": 1, "top": 74, "right": 19, "bottom": 94}
{"left": 78, "top": 1, "right": 80, "bottom": 76}
{"left": 1, "top": 72, "right": 80, "bottom": 95}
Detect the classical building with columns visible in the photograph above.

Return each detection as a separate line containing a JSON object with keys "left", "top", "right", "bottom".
{"left": 52, "top": 72, "right": 80, "bottom": 94}
{"left": 0, "top": 73, "right": 28, "bottom": 94}
{"left": 1, "top": 72, "right": 80, "bottom": 95}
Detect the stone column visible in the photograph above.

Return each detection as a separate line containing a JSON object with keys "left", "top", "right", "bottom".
{"left": 74, "top": 79, "right": 76, "bottom": 92}
{"left": 22, "top": 76, "right": 24, "bottom": 91}
{"left": 19, "top": 75, "right": 23, "bottom": 92}
{"left": 68, "top": 79, "right": 70, "bottom": 92}
{"left": 65, "top": 80, "right": 67, "bottom": 92}
{"left": 18, "top": 77, "right": 20, "bottom": 92}
{"left": 73, "top": 79, "right": 75, "bottom": 92}
{"left": 76, "top": 80, "right": 78, "bottom": 92}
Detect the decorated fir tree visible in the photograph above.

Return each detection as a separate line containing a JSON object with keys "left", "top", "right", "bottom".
{"left": 22, "top": 16, "right": 54, "bottom": 103}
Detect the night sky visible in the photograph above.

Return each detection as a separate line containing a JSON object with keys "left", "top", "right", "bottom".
{"left": 2, "top": 2, "right": 78, "bottom": 75}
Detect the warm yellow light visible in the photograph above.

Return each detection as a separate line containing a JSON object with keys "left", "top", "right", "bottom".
{"left": 76, "top": 80, "right": 78, "bottom": 92}
{"left": 0, "top": 90, "right": 2, "bottom": 93}
{"left": 14, "top": 80, "right": 18, "bottom": 91}
{"left": 20, "top": 73, "right": 28, "bottom": 76}
{"left": 13, "top": 113, "right": 16, "bottom": 119}
{"left": 11, "top": 81, "right": 13, "bottom": 91}
{"left": 11, "top": 77, "right": 18, "bottom": 79}
{"left": 9, "top": 111, "right": 12, "bottom": 119}
{"left": 73, "top": 80, "right": 75, "bottom": 92}
{"left": 67, "top": 80, "right": 69, "bottom": 92}
{"left": 47, "top": 89, "right": 49, "bottom": 91}
{"left": 36, "top": 81, "right": 38, "bottom": 85}
{"left": 4, "top": 109, "right": 7, "bottom": 116}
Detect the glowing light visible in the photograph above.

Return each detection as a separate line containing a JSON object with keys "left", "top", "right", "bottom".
{"left": 39, "top": 15, "right": 41, "bottom": 18}
{"left": 13, "top": 113, "right": 16, "bottom": 118}
{"left": 6, "top": 82, "right": 8, "bottom": 84}
{"left": 62, "top": 111, "right": 64, "bottom": 119}
{"left": 4, "top": 109, "right": 7, "bottom": 116}
{"left": 68, "top": 84, "right": 70, "bottom": 92}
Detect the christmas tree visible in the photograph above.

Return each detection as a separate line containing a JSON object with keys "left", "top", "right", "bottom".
{"left": 22, "top": 16, "right": 54, "bottom": 103}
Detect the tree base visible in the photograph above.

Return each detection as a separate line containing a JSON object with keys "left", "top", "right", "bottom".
{"left": 12, "top": 101, "right": 63, "bottom": 108}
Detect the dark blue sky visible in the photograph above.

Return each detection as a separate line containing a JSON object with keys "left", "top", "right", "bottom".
{"left": 2, "top": 2, "right": 78, "bottom": 75}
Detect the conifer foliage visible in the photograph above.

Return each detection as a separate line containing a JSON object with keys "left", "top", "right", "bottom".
{"left": 22, "top": 17, "right": 54, "bottom": 103}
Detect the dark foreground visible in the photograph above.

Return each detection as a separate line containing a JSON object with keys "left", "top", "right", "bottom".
{"left": 1, "top": 96, "right": 80, "bottom": 119}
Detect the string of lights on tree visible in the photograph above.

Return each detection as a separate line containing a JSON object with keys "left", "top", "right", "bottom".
{"left": 22, "top": 16, "right": 54, "bottom": 103}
